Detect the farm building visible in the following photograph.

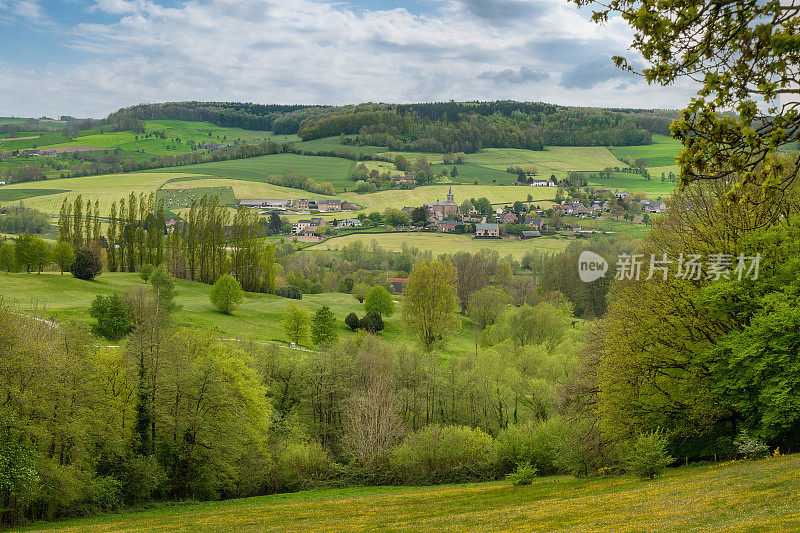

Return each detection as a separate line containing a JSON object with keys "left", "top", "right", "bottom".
{"left": 521, "top": 230, "right": 542, "bottom": 239}
{"left": 340, "top": 218, "right": 363, "bottom": 227}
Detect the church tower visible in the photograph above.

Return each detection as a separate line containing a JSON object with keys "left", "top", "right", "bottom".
{"left": 447, "top": 185, "right": 454, "bottom": 204}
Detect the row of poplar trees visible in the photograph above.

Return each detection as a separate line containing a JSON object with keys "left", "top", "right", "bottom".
{"left": 57, "top": 193, "right": 276, "bottom": 293}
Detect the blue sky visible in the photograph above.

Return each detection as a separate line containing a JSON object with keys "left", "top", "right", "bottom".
{"left": 0, "top": 0, "right": 697, "bottom": 118}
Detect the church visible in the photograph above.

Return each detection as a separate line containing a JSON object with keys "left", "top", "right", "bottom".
{"left": 423, "top": 186, "right": 459, "bottom": 220}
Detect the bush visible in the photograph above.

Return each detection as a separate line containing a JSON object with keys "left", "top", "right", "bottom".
{"left": 274, "top": 441, "right": 333, "bottom": 491}
{"left": 360, "top": 311, "right": 384, "bottom": 333}
{"left": 495, "top": 417, "right": 574, "bottom": 476}
{"left": 389, "top": 425, "right": 497, "bottom": 484}
{"left": 274, "top": 285, "right": 302, "bottom": 299}
{"left": 506, "top": 462, "right": 538, "bottom": 486}
{"left": 734, "top": 431, "right": 770, "bottom": 460}
{"left": 82, "top": 475, "right": 122, "bottom": 513}
{"left": 209, "top": 274, "right": 244, "bottom": 314}
{"left": 345, "top": 312, "right": 361, "bottom": 331}
{"left": 88, "top": 293, "right": 132, "bottom": 340}
{"left": 625, "top": 430, "right": 673, "bottom": 480}
{"left": 71, "top": 247, "right": 103, "bottom": 280}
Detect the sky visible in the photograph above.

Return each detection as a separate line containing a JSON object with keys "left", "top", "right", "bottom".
{"left": 0, "top": 0, "right": 699, "bottom": 119}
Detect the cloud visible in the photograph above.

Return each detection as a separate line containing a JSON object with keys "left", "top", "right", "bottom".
{"left": 0, "top": 0, "right": 699, "bottom": 118}
{"left": 560, "top": 57, "right": 627, "bottom": 89}
{"left": 12, "top": 0, "right": 43, "bottom": 20}
{"left": 478, "top": 66, "right": 548, "bottom": 85}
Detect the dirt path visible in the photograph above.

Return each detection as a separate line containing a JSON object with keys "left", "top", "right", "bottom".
{"left": 0, "top": 135, "right": 40, "bottom": 141}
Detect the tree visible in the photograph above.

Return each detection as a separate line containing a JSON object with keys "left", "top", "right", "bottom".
{"left": 410, "top": 207, "right": 428, "bottom": 226}
{"left": 363, "top": 285, "right": 394, "bottom": 317}
{"left": 71, "top": 247, "right": 103, "bottom": 280}
{"left": 467, "top": 286, "right": 511, "bottom": 354}
{"left": 149, "top": 264, "right": 179, "bottom": 313}
{"left": 0, "top": 241, "right": 16, "bottom": 272}
{"left": 283, "top": 302, "right": 311, "bottom": 345}
{"left": 89, "top": 293, "right": 132, "bottom": 340}
{"left": 345, "top": 312, "right": 361, "bottom": 331}
{"left": 572, "top": 0, "right": 800, "bottom": 200}
{"left": 352, "top": 282, "right": 370, "bottom": 303}
{"left": 262, "top": 243, "right": 277, "bottom": 294}
{"left": 450, "top": 251, "right": 492, "bottom": 312}
{"left": 14, "top": 234, "right": 50, "bottom": 274}
{"left": 209, "top": 274, "right": 244, "bottom": 314}
{"left": 311, "top": 305, "right": 338, "bottom": 346}
{"left": 401, "top": 259, "right": 461, "bottom": 351}
{"left": 52, "top": 241, "right": 75, "bottom": 275}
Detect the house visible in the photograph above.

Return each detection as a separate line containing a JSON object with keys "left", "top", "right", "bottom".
{"left": 340, "top": 218, "right": 363, "bottom": 227}
{"left": 573, "top": 205, "right": 590, "bottom": 216}
{"left": 294, "top": 199, "right": 311, "bottom": 210}
{"left": 614, "top": 191, "right": 630, "bottom": 199}
{"left": 387, "top": 277, "right": 409, "bottom": 294}
{"left": 436, "top": 220, "right": 460, "bottom": 233}
{"left": 475, "top": 222, "right": 500, "bottom": 238}
{"left": 309, "top": 217, "right": 327, "bottom": 226}
{"left": 499, "top": 212, "right": 517, "bottom": 224}
{"left": 317, "top": 199, "right": 343, "bottom": 212}
{"left": 395, "top": 175, "right": 417, "bottom": 188}
{"left": 525, "top": 217, "right": 545, "bottom": 229}
{"left": 423, "top": 186, "right": 458, "bottom": 220}
{"left": 401, "top": 206, "right": 414, "bottom": 213}
{"left": 552, "top": 204, "right": 570, "bottom": 215}
{"left": 530, "top": 179, "right": 555, "bottom": 187}
{"left": 639, "top": 200, "right": 667, "bottom": 213}
{"left": 521, "top": 230, "right": 542, "bottom": 239}
{"left": 293, "top": 219, "right": 313, "bottom": 234}
{"left": 301, "top": 226, "right": 317, "bottom": 236}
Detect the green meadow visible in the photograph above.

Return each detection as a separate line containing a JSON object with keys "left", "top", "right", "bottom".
{"left": 609, "top": 134, "right": 683, "bottom": 168}
{"left": 0, "top": 271, "right": 475, "bottom": 356}
{"left": 19, "top": 454, "right": 800, "bottom": 532}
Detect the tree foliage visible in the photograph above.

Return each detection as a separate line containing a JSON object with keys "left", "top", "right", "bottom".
{"left": 209, "top": 274, "right": 244, "bottom": 315}
{"left": 401, "top": 259, "right": 461, "bottom": 351}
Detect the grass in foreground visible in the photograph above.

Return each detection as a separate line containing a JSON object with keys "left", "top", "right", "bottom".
{"left": 20, "top": 454, "right": 800, "bottom": 532}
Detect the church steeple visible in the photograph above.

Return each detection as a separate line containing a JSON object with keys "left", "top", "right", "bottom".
{"left": 446, "top": 185, "right": 454, "bottom": 204}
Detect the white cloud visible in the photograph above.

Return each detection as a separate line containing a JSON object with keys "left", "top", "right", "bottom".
{"left": 0, "top": 0, "right": 699, "bottom": 117}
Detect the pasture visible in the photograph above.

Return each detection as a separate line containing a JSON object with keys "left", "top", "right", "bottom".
{"left": 20, "top": 454, "right": 800, "bottom": 532}
{"left": 155, "top": 186, "right": 237, "bottom": 210}
{"left": 157, "top": 153, "right": 357, "bottom": 191}
{"left": 160, "top": 178, "right": 312, "bottom": 201}
{"left": 586, "top": 172, "right": 675, "bottom": 196}
{"left": 0, "top": 271, "right": 475, "bottom": 356}
{"left": 609, "top": 134, "right": 682, "bottom": 168}
{"left": 339, "top": 184, "right": 555, "bottom": 212}
{"left": 308, "top": 232, "right": 569, "bottom": 260}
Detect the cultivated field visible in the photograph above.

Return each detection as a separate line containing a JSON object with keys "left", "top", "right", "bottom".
{"left": 21, "top": 454, "right": 800, "bottom": 532}
{"left": 308, "top": 232, "right": 568, "bottom": 260}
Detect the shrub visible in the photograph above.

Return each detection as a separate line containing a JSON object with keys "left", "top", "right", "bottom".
{"left": 389, "top": 425, "right": 497, "bottom": 484}
{"left": 274, "top": 441, "right": 333, "bottom": 491}
{"left": 345, "top": 312, "right": 361, "bottom": 331}
{"left": 82, "top": 475, "right": 122, "bottom": 513}
{"left": 734, "top": 431, "right": 770, "bottom": 460}
{"left": 71, "top": 247, "right": 103, "bottom": 280}
{"left": 209, "top": 274, "right": 244, "bottom": 314}
{"left": 360, "top": 311, "right": 384, "bottom": 333}
{"left": 506, "top": 462, "right": 538, "bottom": 486}
{"left": 275, "top": 285, "right": 302, "bottom": 299}
{"left": 625, "top": 430, "right": 674, "bottom": 480}
{"left": 495, "top": 417, "right": 574, "bottom": 476}
{"left": 89, "top": 293, "right": 132, "bottom": 340}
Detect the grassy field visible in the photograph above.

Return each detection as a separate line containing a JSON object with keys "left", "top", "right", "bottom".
{"left": 563, "top": 216, "right": 650, "bottom": 239}
{"left": 157, "top": 153, "right": 357, "bottom": 191}
{"left": 432, "top": 162, "right": 517, "bottom": 185}
{"left": 20, "top": 454, "right": 800, "bottom": 532}
{"left": 35, "top": 120, "right": 299, "bottom": 156}
{"left": 155, "top": 186, "right": 237, "bottom": 210}
{"left": 293, "top": 136, "right": 386, "bottom": 155}
{"left": 587, "top": 172, "right": 675, "bottom": 196}
{"left": 160, "top": 178, "right": 327, "bottom": 201}
{"left": 340, "top": 184, "right": 554, "bottom": 212}
{"left": 0, "top": 188, "right": 70, "bottom": 202}
{"left": 0, "top": 131, "right": 71, "bottom": 150}
{"left": 609, "top": 134, "right": 682, "bottom": 168}
{"left": 308, "top": 232, "right": 568, "bottom": 260}
{"left": 0, "top": 271, "right": 474, "bottom": 355}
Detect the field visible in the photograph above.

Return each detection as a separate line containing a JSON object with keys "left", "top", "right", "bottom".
{"left": 0, "top": 272, "right": 475, "bottom": 355}
{"left": 586, "top": 172, "right": 675, "bottom": 196}
{"left": 157, "top": 153, "right": 357, "bottom": 191}
{"left": 308, "top": 232, "right": 569, "bottom": 260}
{"left": 609, "top": 134, "right": 683, "bottom": 168}
{"left": 20, "top": 454, "right": 800, "bottom": 532}
{"left": 36, "top": 120, "right": 300, "bottom": 156}
{"left": 155, "top": 186, "right": 237, "bottom": 210}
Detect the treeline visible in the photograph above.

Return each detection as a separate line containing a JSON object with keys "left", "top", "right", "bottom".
{"left": 296, "top": 105, "right": 663, "bottom": 153}
{"left": 105, "top": 102, "right": 327, "bottom": 133}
